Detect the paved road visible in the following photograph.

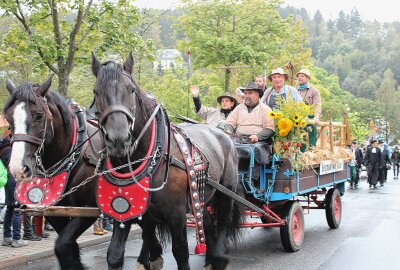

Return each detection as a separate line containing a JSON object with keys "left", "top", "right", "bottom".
{"left": 8, "top": 172, "right": 400, "bottom": 270}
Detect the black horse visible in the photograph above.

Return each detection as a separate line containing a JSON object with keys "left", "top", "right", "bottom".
{"left": 3, "top": 77, "right": 103, "bottom": 269}
{"left": 91, "top": 53, "right": 242, "bottom": 270}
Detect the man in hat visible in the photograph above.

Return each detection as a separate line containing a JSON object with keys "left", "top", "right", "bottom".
{"left": 224, "top": 82, "right": 275, "bottom": 142}
{"left": 296, "top": 69, "right": 322, "bottom": 123}
{"left": 364, "top": 139, "right": 381, "bottom": 188}
{"left": 261, "top": 67, "right": 302, "bottom": 109}
{"left": 349, "top": 140, "right": 363, "bottom": 189}
{"left": 225, "top": 82, "right": 275, "bottom": 179}
{"left": 378, "top": 139, "right": 391, "bottom": 185}
{"left": 190, "top": 85, "right": 237, "bottom": 128}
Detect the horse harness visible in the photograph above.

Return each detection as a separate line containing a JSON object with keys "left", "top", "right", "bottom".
{"left": 15, "top": 101, "right": 90, "bottom": 206}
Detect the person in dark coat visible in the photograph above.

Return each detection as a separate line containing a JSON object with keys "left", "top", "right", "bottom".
{"left": 378, "top": 139, "right": 391, "bottom": 185}
{"left": 391, "top": 146, "right": 400, "bottom": 179}
{"left": 363, "top": 140, "right": 381, "bottom": 189}
{"left": 0, "top": 137, "right": 28, "bottom": 248}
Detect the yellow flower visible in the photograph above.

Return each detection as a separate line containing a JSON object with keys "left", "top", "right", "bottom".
{"left": 279, "top": 129, "right": 289, "bottom": 137}
{"left": 293, "top": 114, "right": 301, "bottom": 121}
{"left": 269, "top": 111, "right": 277, "bottom": 118}
{"left": 278, "top": 118, "right": 293, "bottom": 131}
{"left": 294, "top": 121, "right": 301, "bottom": 127}
{"left": 300, "top": 120, "right": 307, "bottom": 127}
{"left": 276, "top": 112, "right": 283, "bottom": 119}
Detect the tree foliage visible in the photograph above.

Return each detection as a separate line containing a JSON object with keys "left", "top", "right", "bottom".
{"left": 176, "top": 0, "right": 310, "bottom": 92}
{"left": 0, "top": 0, "right": 153, "bottom": 96}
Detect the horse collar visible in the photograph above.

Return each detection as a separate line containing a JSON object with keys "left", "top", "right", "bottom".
{"left": 97, "top": 108, "right": 169, "bottom": 222}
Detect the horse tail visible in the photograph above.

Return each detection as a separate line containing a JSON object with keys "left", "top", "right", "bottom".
{"left": 227, "top": 184, "right": 245, "bottom": 245}
{"left": 155, "top": 223, "right": 171, "bottom": 248}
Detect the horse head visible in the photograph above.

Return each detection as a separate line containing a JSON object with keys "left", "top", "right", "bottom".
{"left": 3, "top": 75, "right": 70, "bottom": 181}
{"left": 91, "top": 52, "right": 140, "bottom": 158}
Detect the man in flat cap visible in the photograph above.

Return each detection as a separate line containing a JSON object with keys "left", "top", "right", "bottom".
{"left": 190, "top": 85, "right": 237, "bottom": 128}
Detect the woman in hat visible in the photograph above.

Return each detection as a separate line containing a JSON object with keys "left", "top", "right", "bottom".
{"left": 190, "top": 85, "right": 237, "bottom": 128}
{"left": 260, "top": 67, "right": 302, "bottom": 109}
{"left": 296, "top": 69, "right": 322, "bottom": 123}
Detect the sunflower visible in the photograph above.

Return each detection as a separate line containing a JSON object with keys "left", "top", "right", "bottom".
{"left": 300, "top": 120, "right": 307, "bottom": 127}
{"left": 277, "top": 118, "right": 293, "bottom": 131}
{"left": 293, "top": 114, "right": 301, "bottom": 121}
{"left": 279, "top": 129, "right": 289, "bottom": 137}
{"left": 293, "top": 121, "right": 301, "bottom": 127}
{"left": 276, "top": 112, "right": 283, "bottom": 119}
{"left": 269, "top": 111, "right": 277, "bottom": 118}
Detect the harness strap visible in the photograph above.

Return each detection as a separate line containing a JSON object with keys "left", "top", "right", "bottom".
{"left": 99, "top": 105, "right": 134, "bottom": 126}
{"left": 132, "top": 104, "right": 160, "bottom": 151}
{"left": 12, "top": 134, "right": 43, "bottom": 146}
{"left": 169, "top": 156, "right": 186, "bottom": 171}
{"left": 172, "top": 127, "right": 207, "bottom": 254}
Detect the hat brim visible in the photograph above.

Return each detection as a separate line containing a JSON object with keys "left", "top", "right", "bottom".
{"left": 268, "top": 73, "right": 289, "bottom": 81}
{"left": 240, "top": 88, "right": 264, "bottom": 97}
{"left": 296, "top": 72, "right": 310, "bottom": 79}
{"left": 217, "top": 95, "right": 238, "bottom": 106}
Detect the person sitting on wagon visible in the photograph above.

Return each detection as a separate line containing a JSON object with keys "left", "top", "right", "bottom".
{"left": 190, "top": 85, "right": 238, "bottom": 128}
{"left": 260, "top": 67, "right": 302, "bottom": 110}
{"left": 296, "top": 68, "right": 322, "bottom": 148}
{"left": 224, "top": 82, "right": 275, "bottom": 177}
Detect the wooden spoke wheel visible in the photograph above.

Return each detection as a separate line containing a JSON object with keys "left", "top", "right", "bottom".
{"left": 280, "top": 201, "right": 305, "bottom": 252}
{"left": 325, "top": 188, "right": 342, "bottom": 229}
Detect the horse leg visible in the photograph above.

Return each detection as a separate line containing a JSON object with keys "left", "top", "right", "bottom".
{"left": 167, "top": 212, "right": 190, "bottom": 270}
{"left": 210, "top": 193, "right": 236, "bottom": 270}
{"left": 135, "top": 220, "right": 164, "bottom": 270}
{"left": 203, "top": 207, "right": 217, "bottom": 270}
{"left": 46, "top": 216, "right": 69, "bottom": 234}
{"left": 107, "top": 220, "right": 132, "bottom": 270}
{"left": 54, "top": 217, "right": 97, "bottom": 270}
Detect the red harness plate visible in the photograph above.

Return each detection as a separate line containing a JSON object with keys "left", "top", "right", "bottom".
{"left": 97, "top": 175, "right": 150, "bottom": 222}
{"left": 15, "top": 172, "right": 69, "bottom": 205}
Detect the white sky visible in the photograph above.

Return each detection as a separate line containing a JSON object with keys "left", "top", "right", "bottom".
{"left": 134, "top": 0, "right": 399, "bottom": 23}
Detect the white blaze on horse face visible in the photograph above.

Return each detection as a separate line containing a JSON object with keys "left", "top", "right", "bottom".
{"left": 9, "top": 102, "right": 28, "bottom": 176}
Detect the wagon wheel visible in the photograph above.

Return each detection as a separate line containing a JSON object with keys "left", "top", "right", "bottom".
{"left": 280, "top": 201, "right": 304, "bottom": 252}
{"left": 325, "top": 188, "right": 342, "bottom": 229}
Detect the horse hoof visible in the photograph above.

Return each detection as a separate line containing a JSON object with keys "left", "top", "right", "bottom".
{"left": 134, "top": 262, "right": 146, "bottom": 270}
{"left": 150, "top": 257, "right": 164, "bottom": 270}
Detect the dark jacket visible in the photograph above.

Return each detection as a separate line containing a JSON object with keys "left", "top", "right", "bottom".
{"left": 355, "top": 148, "right": 363, "bottom": 169}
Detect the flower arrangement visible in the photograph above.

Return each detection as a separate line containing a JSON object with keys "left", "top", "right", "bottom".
{"left": 269, "top": 96, "right": 312, "bottom": 171}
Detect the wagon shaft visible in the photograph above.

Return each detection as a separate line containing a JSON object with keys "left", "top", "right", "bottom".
{"left": 16, "top": 206, "right": 101, "bottom": 217}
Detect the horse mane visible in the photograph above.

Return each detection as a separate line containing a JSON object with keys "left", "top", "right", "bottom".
{"left": 97, "top": 61, "right": 156, "bottom": 121}
{"left": 4, "top": 82, "right": 73, "bottom": 131}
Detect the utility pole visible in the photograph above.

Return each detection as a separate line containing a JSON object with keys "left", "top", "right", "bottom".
{"left": 187, "top": 49, "right": 192, "bottom": 117}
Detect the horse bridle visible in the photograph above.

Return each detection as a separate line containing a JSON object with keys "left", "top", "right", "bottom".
{"left": 11, "top": 93, "right": 53, "bottom": 150}
{"left": 95, "top": 70, "right": 160, "bottom": 154}
{"left": 96, "top": 71, "right": 136, "bottom": 134}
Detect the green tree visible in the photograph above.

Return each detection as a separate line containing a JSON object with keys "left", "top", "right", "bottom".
{"left": 176, "top": 0, "right": 310, "bottom": 92}
{"left": 0, "top": 0, "right": 152, "bottom": 96}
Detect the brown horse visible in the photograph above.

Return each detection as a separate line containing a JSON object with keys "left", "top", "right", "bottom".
{"left": 3, "top": 77, "right": 103, "bottom": 270}
{"left": 91, "top": 53, "right": 242, "bottom": 270}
